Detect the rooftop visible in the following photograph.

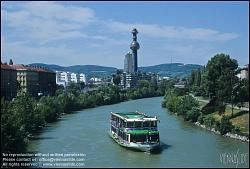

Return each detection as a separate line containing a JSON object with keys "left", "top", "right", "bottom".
{"left": 111, "top": 112, "right": 157, "bottom": 121}
{"left": 9, "top": 64, "right": 55, "bottom": 73}
{"left": 1, "top": 64, "right": 16, "bottom": 70}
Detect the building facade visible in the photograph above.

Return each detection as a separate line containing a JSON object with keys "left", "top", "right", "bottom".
{"left": 9, "top": 65, "right": 56, "bottom": 97}
{"left": 80, "top": 73, "right": 87, "bottom": 84}
{"left": 11, "top": 65, "right": 39, "bottom": 97}
{"left": 237, "top": 64, "right": 249, "bottom": 80}
{"left": 120, "top": 72, "right": 157, "bottom": 89}
{"left": 33, "top": 67, "right": 56, "bottom": 96}
{"left": 1, "top": 64, "right": 17, "bottom": 100}
{"left": 71, "top": 73, "right": 80, "bottom": 83}
{"left": 56, "top": 71, "right": 87, "bottom": 87}
{"left": 120, "top": 72, "right": 138, "bottom": 89}
{"left": 124, "top": 52, "right": 134, "bottom": 73}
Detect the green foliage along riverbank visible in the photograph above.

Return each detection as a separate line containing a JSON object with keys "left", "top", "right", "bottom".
{"left": 1, "top": 80, "right": 172, "bottom": 153}
{"left": 162, "top": 87, "right": 248, "bottom": 139}
{"left": 162, "top": 53, "right": 249, "bottom": 140}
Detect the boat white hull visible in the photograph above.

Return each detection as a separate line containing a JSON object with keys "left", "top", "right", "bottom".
{"left": 109, "top": 132, "right": 160, "bottom": 152}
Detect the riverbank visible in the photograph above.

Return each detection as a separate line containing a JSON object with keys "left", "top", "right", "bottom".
{"left": 26, "top": 96, "right": 249, "bottom": 168}
{"left": 193, "top": 95, "right": 249, "bottom": 142}
{"left": 162, "top": 88, "right": 249, "bottom": 143}
{"left": 2, "top": 81, "right": 168, "bottom": 153}
{"left": 194, "top": 122, "right": 249, "bottom": 142}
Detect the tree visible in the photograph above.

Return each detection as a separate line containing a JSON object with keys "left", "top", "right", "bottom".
{"left": 79, "top": 82, "right": 85, "bottom": 90}
{"left": 9, "top": 92, "right": 39, "bottom": 133}
{"left": 113, "top": 75, "right": 121, "bottom": 85}
{"left": 204, "top": 53, "right": 238, "bottom": 105}
{"left": 216, "top": 116, "right": 233, "bottom": 135}
{"left": 1, "top": 98, "right": 27, "bottom": 152}
{"left": 198, "top": 114, "right": 205, "bottom": 124}
{"left": 176, "top": 95, "right": 199, "bottom": 116}
{"left": 138, "top": 80, "right": 150, "bottom": 88}
{"left": 185, "top": 107, "right": 201, "bottom": 122}
{"left": 203, "top": 116, "right": 216, "bottom": 129}
{"left": 233, "top": 78, "right": 249, "bottom": 109}
{"left": 37, "top": 96, "right": 62, "bottom": 123}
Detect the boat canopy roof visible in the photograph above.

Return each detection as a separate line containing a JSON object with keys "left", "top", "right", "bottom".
{"left": 111, "top": 112, "right": 158, "bottom": 122}
{"left": 127, "top": 129, "right": 159, "bottom": 135}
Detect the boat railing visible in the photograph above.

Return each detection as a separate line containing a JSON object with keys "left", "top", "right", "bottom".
{"left": 125, "top": 127, "right": 158, "bottom": 131}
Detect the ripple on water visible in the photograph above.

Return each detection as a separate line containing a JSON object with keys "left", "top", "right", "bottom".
{"left": 27, "top": 97, "right": 249, "bottom": 168}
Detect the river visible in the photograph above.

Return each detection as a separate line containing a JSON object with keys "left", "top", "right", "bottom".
{"left": 27, "top": 97, "right": 249, "bottom": 168}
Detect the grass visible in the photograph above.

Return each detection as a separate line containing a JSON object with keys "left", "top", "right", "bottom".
{"left": 192, "top": 94, "right": 249, "bottom": 136}
{"left": 209, "top": 106, "right": 241, "bottom": 122}
{"left": 230, "top": 113, "right": 249, "bottom": 134}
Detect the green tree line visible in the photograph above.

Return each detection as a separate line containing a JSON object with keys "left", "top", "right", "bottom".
{"left": 1, "top": 79, "right": 170, "bottom": 153}
{"left": 162, "top": 53, "right": 248, "bottom": 137}
{"left": 162, "top": 87, "right": 239, "bottom": 136}
{"left": 186, "top": 53, "right": 249, "bottom": 115}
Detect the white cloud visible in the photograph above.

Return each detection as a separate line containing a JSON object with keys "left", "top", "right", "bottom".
{"left": 2, "top": 1, "right": 95, "bottom": 44}
{"left": 1, "top": 37, "right": 82, "bottom": 65}
{"left": 23, "top": 1, "right": 95, "bottom": 25}
{"left": 105, "top": 21, "right": 239, "bottom": 41}
{"left": 1, "top": 2, "right": 243, "bottom": 67}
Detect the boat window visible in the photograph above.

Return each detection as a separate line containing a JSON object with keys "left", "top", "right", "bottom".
{"left": 149, "top": 133, "right": 159, "bottom": 142}
{"left": 126, "top": 122, "right": 134, "bottom": 128}
{"left": 143, "top": 121, "right": 150, "bottom": 127}
{"left": 111, "top": 115, "right": 116, "bottom": 121}
{"left": 130, "top": 134, "right": 147, "bottom": 143}
{"left": 111, "top": 126, "right": 116, "bottom": 133}
{"left": 134, "top": 122, "right": 142, "bottom": 128}
{"left": 151, "top": 121, "right": 157, "bottom": 127}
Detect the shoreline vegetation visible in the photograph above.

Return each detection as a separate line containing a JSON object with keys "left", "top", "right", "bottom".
{"left": 194, "top": 122, "right": 249, "bottom": 142}
{"left": 162, "top": 89, "right": 249, "bottom": 143}
{"left": 1, "top": 80, "right": 171, "bottom": 153}
{"left": 1, "top": 53, "right": 248, "bottom": 154}
{"left": 162, "top": 53, "right": 249, "bottom": 143}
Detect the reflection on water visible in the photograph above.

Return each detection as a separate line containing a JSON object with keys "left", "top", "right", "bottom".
{"left": 27, "top": 97, "right": 249, "bottom": 168}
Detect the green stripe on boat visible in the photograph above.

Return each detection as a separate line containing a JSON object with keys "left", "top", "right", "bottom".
{"left": 127, "top": 130, "right": 159, "bottom": 135}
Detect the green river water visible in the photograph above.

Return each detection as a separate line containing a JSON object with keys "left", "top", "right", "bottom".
{"left": 27, "top": 97, "right": 249, "bottom": 167}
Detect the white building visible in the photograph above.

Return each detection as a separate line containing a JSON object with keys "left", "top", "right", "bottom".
{"left": 56, "top": 71, "right": 86, "bottom": 87}
{"left": 157, "top": 76, "right": 170, "bottom": 81}
{"left": 71, "top": 73, "right": 80, "bottom": 83}
{"left": 60, "top": 72, "right": 71, "bottom": 83}
{"left": 237, "top": 65, "right": 249, "bottom": 80}
{"left": 80, "top": 73, "right": 87, "bottom": 83}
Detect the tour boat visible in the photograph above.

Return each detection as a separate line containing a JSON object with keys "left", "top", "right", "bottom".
{"left": 109, "top": 111, "right": 160, "bottom": 152}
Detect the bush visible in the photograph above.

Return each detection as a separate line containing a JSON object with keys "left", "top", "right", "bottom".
{"left": 176, "top": 95, "right": 199, "bottom": 116}
{"left": 203, "top": 116, "right": 216, "bottom": 129}
{"left": 231, "top": 126, "right": 241, "bottom": 134}
{"left": 217, "top": 116, "right": 233, "bottom": 135}
{"left": 161, "top": 99, "right": 167, "bottom": 108}
{"left": 198, "top": 114, "right": 205, "bottom": 124}
{"left": 185, "top": 108, "right": 201, "bottom": 122}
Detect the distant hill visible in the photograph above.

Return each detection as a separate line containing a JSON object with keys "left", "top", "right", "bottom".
{"left": 139, "top": 63, "right": 203, "bottom": 77}
{"left": 28, "top": 63, "right": 203, "bottom": 78}
{"left": 28, "top": 63, "right": 117, "bottom": 78}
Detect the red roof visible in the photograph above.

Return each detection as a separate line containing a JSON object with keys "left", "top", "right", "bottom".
{"left": 9, "top": 64, "right": 28, "bottom": 70}
{"left": 1, "top": 64, "right": 16, "bottom": 70}
{"left": 8, "top": 64, "right": 54, "bottom": 73}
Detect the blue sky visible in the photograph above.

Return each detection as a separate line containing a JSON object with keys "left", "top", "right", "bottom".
{"left": 1, "top": 1, "right": 249, "bottom": 68}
